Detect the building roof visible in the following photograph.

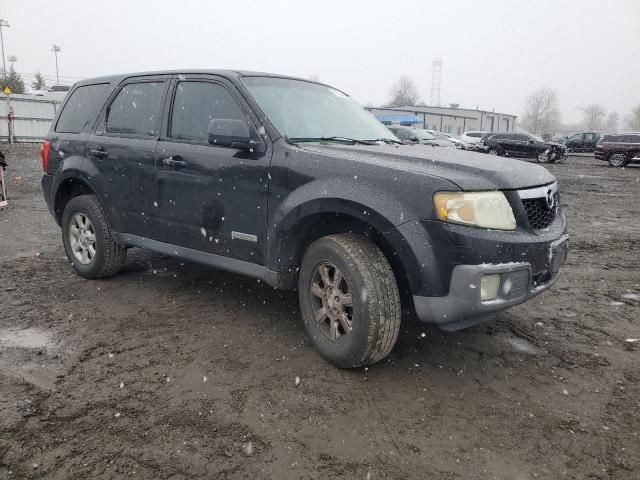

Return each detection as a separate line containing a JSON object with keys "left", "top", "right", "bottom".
{"left": 391, "top": 105, "right": 518, "bottom": 119}
{"left": 375, "top": 114, "right": 422, "bottom": 125}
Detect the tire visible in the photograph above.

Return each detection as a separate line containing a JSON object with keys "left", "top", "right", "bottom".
{"left": 61, "top": 194, "right": 126, "bottom": 279}
{"left": 298, "top": 234, "right": 401, "bottom": 368}
{"left": 537, "top": 150, "right": 552, "bottom": 163}
{"left": 488, "top": 148, "right": 500, "bottom": 156}
{"left": 608, "top": 153, "right": 629, "bottom": 168}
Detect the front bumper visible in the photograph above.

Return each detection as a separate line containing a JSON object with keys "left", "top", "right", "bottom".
{"left": 413, "top": 235, "right": 568, "bottom": 330}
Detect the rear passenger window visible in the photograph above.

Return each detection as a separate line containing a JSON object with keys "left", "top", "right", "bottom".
{"left": 106, "top": 82, "right": 164, "bottom": 136}
{"left": 170, "top": 82, "right": 245, "bottom": 143}
{"left": 55, "top": 83, "right": 110, "bottom": 134}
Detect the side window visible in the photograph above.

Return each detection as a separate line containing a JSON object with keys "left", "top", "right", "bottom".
{"left": 170, "top": 81, "right": 246, "bottom": 143}
{"left": 106, "top": 82, "right": 164, "bottom": 136}
{"left": 516, "top": 134, "right": 529, "bottom": 141}
{"left": 55, "top": 83, "right": 110, "bottom": 134}
{"left": 394, "top": 129, "right": 409, "bottom": 140}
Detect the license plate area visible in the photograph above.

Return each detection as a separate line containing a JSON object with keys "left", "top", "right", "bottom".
{"left": 548, "top": 238, "right": 568, "bottom": 278}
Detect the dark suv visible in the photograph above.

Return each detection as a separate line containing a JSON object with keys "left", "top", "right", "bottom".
{"left": 41, "top": 70, "right": 568, "bottom": 368}
{"left": 563, "top": 132, "right": 600, "bottom": 153}
{"left": 594, "top": 133, "right": 640, "bottom": 167}
{"left": 484, "top": 132, "right": 567, "bottom": 163}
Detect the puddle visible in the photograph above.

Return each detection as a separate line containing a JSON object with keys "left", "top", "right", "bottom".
{"left": 0, "top": 327, "right": 54, "bottom": 350}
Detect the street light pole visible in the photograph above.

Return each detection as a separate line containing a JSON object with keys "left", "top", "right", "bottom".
{"left": 0, "top": 19, "right": 9, "bottom": 77}
{"left": 51, "top": 44, "right": 61, "bottom": 85}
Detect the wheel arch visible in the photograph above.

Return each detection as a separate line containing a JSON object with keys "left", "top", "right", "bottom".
{"left": 270, "top": 200, "right": 417, "bottom": 311}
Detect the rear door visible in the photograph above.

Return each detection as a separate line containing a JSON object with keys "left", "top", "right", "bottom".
{"left": 153, "top": 75, "right": 271, "bottom": 265}
{"left": 47, "top": 82, "right": 113, "bottom": 180}
{"left": 86, "top": 76, "right": 170, "bottom": 236}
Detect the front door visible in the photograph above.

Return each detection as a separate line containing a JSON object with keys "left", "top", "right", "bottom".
{"left": 153, "top": 77, "right": 271, "bottom": 265}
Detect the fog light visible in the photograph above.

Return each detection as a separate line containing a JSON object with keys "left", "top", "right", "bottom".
{"left": 480, "top": 274, "right": 501, "bottom": 301}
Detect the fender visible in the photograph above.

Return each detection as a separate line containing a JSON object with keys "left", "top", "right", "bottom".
{"left": 51, "top": 156, "right": 124, "bottom": 232}
{"left": 266, "top": 178, "right": 439, "bottom": 294}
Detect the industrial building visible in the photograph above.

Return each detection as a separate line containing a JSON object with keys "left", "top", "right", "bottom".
{"left": 368, "top": 105, "right": 518, "bottom": 136}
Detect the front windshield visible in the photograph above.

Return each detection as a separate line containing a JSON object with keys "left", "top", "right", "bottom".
{"left": 529, "top": 133, "right": 545, "bottom": 142}
{"left": 242, "top": 77, "right": 396, "bottom": 141}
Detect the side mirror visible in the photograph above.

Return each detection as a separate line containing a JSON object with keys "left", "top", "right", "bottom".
{"left": 411, "top": 136, "right": 419, "bottom": 142}
{"left": 528, "top": 139, "right": 535, "bottom": 144}
{"left": 208, "top": 119, "right": 258, "bottom": 151}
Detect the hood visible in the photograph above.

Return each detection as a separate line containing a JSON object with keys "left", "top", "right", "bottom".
{"left": 299, "top": 143, "right": 556, "bottom": 191}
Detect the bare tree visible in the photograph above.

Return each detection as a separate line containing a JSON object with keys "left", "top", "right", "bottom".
{"left": 521, "top": 87, "right": 560, "bottom": 134}
{"left": 604, "top": 111, "right": 619, "bottom": 133}
{"left": 630, "top": 105, "right": 640, "bottom": 131}
{"left": 387, "top": 75, "right": 421, "bottom": 107}
{"left": 579, "top": 104, "right": 606, "bottom": 131}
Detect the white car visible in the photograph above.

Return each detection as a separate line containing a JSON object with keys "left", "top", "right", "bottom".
{"left": 461, "top": 131, "right": 490, "bottom": 144}
{"left": 425, "top": 130, "right": 472, "bottom": 150}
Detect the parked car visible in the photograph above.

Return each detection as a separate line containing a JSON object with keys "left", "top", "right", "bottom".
{"left": 47, "top": 85, "right": 71, "bottom": 93}
{"left": 425, "top": 130, "right": 473, "bottom": 150}
{"left": 41, "top": 70, "right": 568, "bottom": 368}
{"left": 461, "top": 130, "right": 490, "bottom": 144}
{"left": 388, "top": 126, "right": 455, "bottom": 147}
{"left": 594, "top": 133, "right": 640, "bottom": 167}
{"left": 484, "top": 132, "right": 567, "bottom": 163}
{"left": 563, "top": 132, "right": 601, "bottom": 152}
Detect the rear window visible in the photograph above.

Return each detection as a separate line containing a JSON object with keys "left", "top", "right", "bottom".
{"left": 106, "top": 82, "right": 165, "bottom": 136}
{"left": 55, "top": 83, "right": 110, "bottom": 134}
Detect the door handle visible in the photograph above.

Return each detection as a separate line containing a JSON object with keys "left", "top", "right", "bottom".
{"left": 90, "top": 148, "right": 109, "bottom": 159}
{"left": 162, "top": 156, "right": 187, "bottom": 168}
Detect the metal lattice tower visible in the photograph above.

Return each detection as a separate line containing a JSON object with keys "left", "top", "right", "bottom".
{"left": 430, "top": 58, "right": 443, "bottom": 107}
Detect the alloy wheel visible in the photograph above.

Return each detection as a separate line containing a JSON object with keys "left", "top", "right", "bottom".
{"left": 609, "top": 153, "right": 626, "bottom": 167}
{"left": 309, "top": 263, "right": 354, "bottom": 342}
{"left": 68, "top": 212, "right": 97, "bottom": 265}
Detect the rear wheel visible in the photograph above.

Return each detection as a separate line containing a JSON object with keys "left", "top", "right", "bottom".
{"left": 298, "top": 234, "right": 401, "bottom": 368}
{"left": 608, "top": 153, "right": 629, "bottom": 168}
{"left": 61, "top": 194, "right": 126, "bottom": 279}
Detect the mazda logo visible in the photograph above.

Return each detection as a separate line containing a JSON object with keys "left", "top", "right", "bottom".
{"left": 545, "top": 188, "right": 555, "bottom": 210}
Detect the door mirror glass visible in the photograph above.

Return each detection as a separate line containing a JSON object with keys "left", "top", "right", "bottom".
{"left": 208, "top": 119, "right": 253, "bottom": 150}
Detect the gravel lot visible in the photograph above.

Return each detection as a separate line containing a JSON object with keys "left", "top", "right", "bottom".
{"left": 0, "top": 144, "right": 639, "bottom": 479}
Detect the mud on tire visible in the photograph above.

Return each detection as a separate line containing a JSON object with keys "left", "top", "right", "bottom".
{"left": 61, "top": 194, "right": 126, "bottom": 279}
{"left": 298, "top": 234, "right": 401, "bottom": 368}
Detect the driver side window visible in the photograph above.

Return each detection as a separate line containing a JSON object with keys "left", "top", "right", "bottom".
{"left": 169, "top": 81, "right": 246, "bottom": 144}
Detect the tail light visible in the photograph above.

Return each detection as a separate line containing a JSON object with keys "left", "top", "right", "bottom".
{"left": 40, "top": 140, "right": 51, "bottom": 173}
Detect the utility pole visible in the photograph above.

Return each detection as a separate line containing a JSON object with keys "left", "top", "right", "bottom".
{"left": 51, "top": 44, "right": 61, "bottom": 85}
{"left": 7, "top": 55, "right": 16, "bottom": 70}
{"left": 0, "top": 19, "right": 9, "bottom": 78}
{"left": 430, "top": 58, "right": 443, "bottom": 107}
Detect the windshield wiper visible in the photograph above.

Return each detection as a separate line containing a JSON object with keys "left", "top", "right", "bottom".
{"left": 286, "top": 136, "right": 377, "bottom": 145}
{"left": 365, "top": 138, "right": 405, "bottom": 145}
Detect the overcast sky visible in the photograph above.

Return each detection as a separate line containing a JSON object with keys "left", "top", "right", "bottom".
{"left": 2, "top": 0, "right": 638, "bottom": 123}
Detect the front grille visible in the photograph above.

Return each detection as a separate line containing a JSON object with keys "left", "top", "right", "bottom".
{"left": 522, "top": 197, "right": 556, "bottom": 230}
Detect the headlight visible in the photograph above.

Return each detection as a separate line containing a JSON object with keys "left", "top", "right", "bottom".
{"left": 433, "top": 191, "right": 516, "bottom": 230}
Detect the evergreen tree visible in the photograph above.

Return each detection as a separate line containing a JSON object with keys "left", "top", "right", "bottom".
{"left": 31, "top": 71, "right": 47, "bottom": 90}
{"left": 1, "top": 66, "right": 26, "bottom": 94}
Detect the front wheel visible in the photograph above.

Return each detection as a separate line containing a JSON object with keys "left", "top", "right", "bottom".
{"left": 298, "top": 234, "right": 401, "bottom": 368}
{"left": 537, "top": 150, "right": 552, "bottom": 163}
{"left": 61, "top": 194, "right": 126, "bottom": 279}
{"left": 608, "top": 153, "right": 629, "bottom": 168}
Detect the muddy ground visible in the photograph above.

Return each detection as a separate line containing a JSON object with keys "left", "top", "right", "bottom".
{"left": 0, "top": 143, "right": 638, "bottom": 479}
